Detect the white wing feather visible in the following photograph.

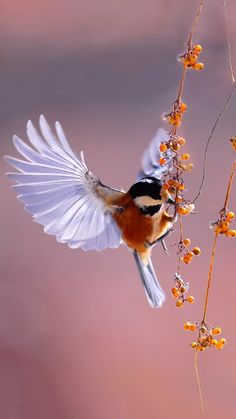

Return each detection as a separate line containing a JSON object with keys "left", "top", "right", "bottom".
{"left": 139, "top": 128, "right": 174, "bottom": 179}
{"left": 5, "top": 115, "right": 122, "bottom": 251}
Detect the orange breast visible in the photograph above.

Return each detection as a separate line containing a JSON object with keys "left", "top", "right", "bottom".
{"left": 113, "top": 194, "right": 154, "bottom": 253}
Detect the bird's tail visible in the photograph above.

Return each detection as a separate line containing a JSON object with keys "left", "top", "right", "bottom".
{"left": 133, "top": 250, "right": 166, "bottom": 308}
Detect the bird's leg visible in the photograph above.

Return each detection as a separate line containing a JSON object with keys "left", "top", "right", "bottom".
{"left": 145, "top": 228, "right": 175, "bottom": 252}
{"left": 161, "top": 239, "right": 169, "bottom": 254}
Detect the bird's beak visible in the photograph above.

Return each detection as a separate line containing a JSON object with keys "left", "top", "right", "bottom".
{"left": 167, "top": 197, "right": 175, "bottom": 205}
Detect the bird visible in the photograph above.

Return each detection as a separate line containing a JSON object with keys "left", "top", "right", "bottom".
{"left": 5, "top": 115, "right": 177, "bottom": 308}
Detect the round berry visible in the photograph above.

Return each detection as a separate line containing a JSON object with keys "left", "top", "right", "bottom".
{"left": 183, "top": 238, "right": 191, "bottom": 247}
{"left": 159, "top": 143, "right": 167, "bottom": 152}
{"left": 212, "top": 327, "right": 221, "bottom": 335}
{"left": 181, "top": 153, "right": 190, "bottom": 161}
{"left": 193, "top": 44, "right": 202, "bottom": 53}
{"left": 184, "top": 322, "right": 191, "bottom": 330}
{"left": 192, "top": 247, "right": 201, "bottom": 256}
{"left": 177, "top": 137, "right": 186, "bottom": 146}
{"left": 226, "top": 211, "right": 235, "bottom": 220}
{"left": 187, "top": 296, "right": 195, "bottom": 304}
{"left": 195, "top": 62, "right": 204, "bottom": 70}
{"left": 191, "top": 342, "right": 198, "bottom": 349}
{"left": 176, "top": 300, "right": 184, "bottom": 308}
{"left": 159, "top": 157, "right": 166, "bottom": 166}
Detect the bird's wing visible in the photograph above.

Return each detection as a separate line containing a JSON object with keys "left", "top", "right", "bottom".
{"left": 138, "top": 128, "right": 174, "bottom": 180}
{"left": 5, "top": 115, "right": 124, "bottom": 251}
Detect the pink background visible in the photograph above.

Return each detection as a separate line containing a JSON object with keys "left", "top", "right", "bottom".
{"left": 1, "top": 1, "right": 236, "bottom": 418}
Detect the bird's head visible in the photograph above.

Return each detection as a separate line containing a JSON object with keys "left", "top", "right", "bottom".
{"left": 129, "top": 177, "right": 174, "bottom": 212}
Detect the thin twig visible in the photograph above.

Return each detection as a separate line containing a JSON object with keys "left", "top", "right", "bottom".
{"left": 177, "top": 216, "right": 184, "bottom": 273}
{"left": 176, "top": 68, "right": 187, "bottom": 103}
{"left": 224, "top": 0, "right": 235, "bottom": 83}
{"left": 202, "top": 161, "right": 236, "bottom": 323}
{"left": 202, "top": 233, "right": 219, "bottom": 323}
{"left": 223, "top": 160, "right": 236, "bottom": 210}
{"left": 187, "top": 0, "right": 205, "bottom": 48}
{"left": 194, "top": 351, "right": 204, "bottom": 412}
{"left": 193, "top": 82, "right": 236, "bottom": 204}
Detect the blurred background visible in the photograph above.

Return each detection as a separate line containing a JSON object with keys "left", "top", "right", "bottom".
{"left": 1, "top": 1, "right": 236, "bottom": 418}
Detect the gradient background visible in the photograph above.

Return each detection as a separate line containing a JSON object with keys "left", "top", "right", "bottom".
{"left": 1, "top": 1, "right": 236, "bottom": 418}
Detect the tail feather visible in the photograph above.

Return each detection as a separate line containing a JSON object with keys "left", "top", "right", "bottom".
{"left": 133, "top": 251, "right": 165, "bottom": 308}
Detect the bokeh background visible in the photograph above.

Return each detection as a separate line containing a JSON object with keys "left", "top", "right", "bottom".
{"left": 1, "top": 1, "right": 236, "bottom": 418}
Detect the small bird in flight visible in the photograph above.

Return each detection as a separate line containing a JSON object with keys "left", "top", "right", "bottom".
{"left": 5, "top": 115, "right": 176, "bottom": 308}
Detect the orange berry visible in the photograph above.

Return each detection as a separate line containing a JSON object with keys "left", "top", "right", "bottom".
{"left": 186, "top": 163, "right": 194, "bottom": 172}
{"left": 180, "top": 102, "right": 187, "bottom": 112}
{"left": 214, "top": 225, "right": 222, "bottom": 234}
{"left": 191, "top": 342, "right": 198, "bottom": 349}
{"left": 210, "top": 338, "right": 218, "bottom": 346}
{"left": 212, "top": 327, "right": 221, "bottom": 335}
{"left": 189, "top": 54, "right": 198, "bottom": 63}
{"left": 192, "top": 247, "right": 201, "bottom": 256}
{"left": 171, "top": 287, "right": 180, "bottom": 298}
{"left": 179, "top": 286, "right": 186, "bottom": 294}
{"left": 159, "top": 143, "right": 167, "bottom": 152}
{"left": 183, "top": 238, "right": 191, "bottom": 247}
{"left": 178, "top": 137, "right": 186, "bottom": 146}
{"left": 189, "top": 323, "right": 196, "bottom": 331}
{"left": 167, "top": 179, "right": 175, "bottom": 186}
{"left": 216, "top": 342, "right": 224, "bottom": 350}
{"left": 181, "top": 153, "right": 190, "bottom": 161}
{"left": 171, "top": 142, "right": 181, "bottom": 152}
{"left": 193, "top": 44, "right": 202, "bottom": 53}
{"left": 176, "top": 300, "right": 184, "bottom": 308}
{"left": 184, "top": 322, "right": 191, "bottom": 330}
{"left": 219, "top": 338, "right": 226, "bottom": 345}
{"left": 227, "top": 230, "right": 236, "bottom": 237}
{"left": 194, "top": 62, "right": 204, "bottom": 70}
{"left": 187, "top": 296, "right": 195, "bottom": 304}
{"left": 179, "top": 163, "right": 187, "bottom": 171}
{"left": 186, "top": 251, "right": 194, "bottom": 259}
{"left": 178, "top": 183, "right": 185, "bottom": 191}
{"left": 159, "top": 157, "right": 166, "bottom": 166}
{"left": 226, "top": 211, "right": 235, "bottom": 220}
{"left": 182, "top": 256, "right": 191, "bottom": 264}
{"left": 177, "top": 206, "right": 190, "bottom": 215}
{"left": 197, "top": 345, "right": 205, "bottom": 352}
{"left": 221, "top": 221, "right": 230, "bottom": 231}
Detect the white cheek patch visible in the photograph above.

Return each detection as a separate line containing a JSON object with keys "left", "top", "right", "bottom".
{"left": 134, "top": 196, "right": 163, "bottom": 207}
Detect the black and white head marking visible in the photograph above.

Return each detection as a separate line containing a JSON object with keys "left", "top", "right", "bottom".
{"left": 129, "top": 177, "right": 164, "bottom": 214}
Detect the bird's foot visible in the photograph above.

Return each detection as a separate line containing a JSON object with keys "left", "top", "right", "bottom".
{"left": 145, "top": 228, "right": 175, "bottom": 253}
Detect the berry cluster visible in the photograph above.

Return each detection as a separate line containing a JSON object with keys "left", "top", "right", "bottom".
{"left": 180, "top": 238, "right": 201, "bottom": 264}
{"left": 171, "top": 273, "right": 194, "bottom": 308}
{"left": 211, "top": 210, "right": 236, "bottom": 237}
{"left": 178, "top": 44, "right": 204, "bottom": 70}
{"left": 162, "top": 101, "right": 187, "bottom": 127}
{"left": 184, "top": 321, "right": 226, "bottom": 351}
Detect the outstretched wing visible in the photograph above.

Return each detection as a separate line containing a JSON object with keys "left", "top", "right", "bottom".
{"left": 5, "top": 115, "right": 124, "bottom": 251}
{"left": 138, "top": 128, "right": 174, "bottom": 180}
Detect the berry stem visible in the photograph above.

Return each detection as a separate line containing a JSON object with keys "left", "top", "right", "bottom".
{"left": 202, "top": 232, "right": 219, "bottom": 323}
{"left": 223, "top": 160, "right": 236, "bottom": 211}
{"left": 193, "top": 83, "right": 236, "bottom": 204}
{"left": 177, "top": 216, "right": 184, "bottom": 273}
{"left": 202, "top": 160, "right": 236, "bottom": 323}
{"left": 187, "top": 0, "right": 205, "bottom": 50}
{"left": 194, "top": 351, "right": 204, "bottom": 412}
